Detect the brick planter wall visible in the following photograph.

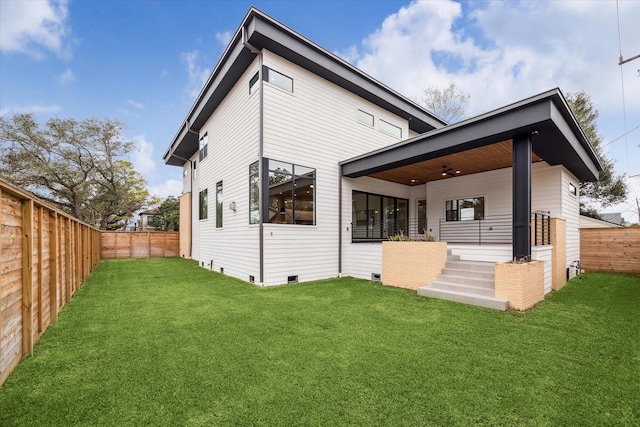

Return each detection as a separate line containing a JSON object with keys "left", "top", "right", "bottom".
{"left": 382, "top": 241, "right": 448, "bottom": 290}
{"left": 495, "top": 260, "right": 544, "bottom": 311}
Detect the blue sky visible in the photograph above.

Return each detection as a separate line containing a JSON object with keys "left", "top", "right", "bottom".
{"left": 1, "top": 0, "right": 639, "bottom": 222}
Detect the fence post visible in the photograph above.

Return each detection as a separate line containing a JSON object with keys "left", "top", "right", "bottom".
{"left": 37, "top": 206, "right": 44, "bottom": 334}
{"left": 22, "top": 199, "right": 34, "bottom": 356}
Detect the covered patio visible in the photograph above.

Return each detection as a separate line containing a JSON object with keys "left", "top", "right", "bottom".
{"left": 339, "top": 89, "right": 602, "bottom": 310}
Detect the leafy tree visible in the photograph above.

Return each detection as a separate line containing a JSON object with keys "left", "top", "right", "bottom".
{"left": 148, "top": 196, "right": 180, "bottom": 231}
{"left": 566, "top": 91, "right": 628, "bottom": 215}
{"left": 0, "top": 113, "right": 154, "bottom": 229}
{"left": 420, "top": 81, "right": 470, "bottom": 123}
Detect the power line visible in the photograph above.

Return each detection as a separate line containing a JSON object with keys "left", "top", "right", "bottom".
{"left": 600, "top": 124, "right": 640, "bottom": 149}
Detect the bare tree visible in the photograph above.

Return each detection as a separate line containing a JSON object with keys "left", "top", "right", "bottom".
{"left": 420, "top": 81, "right": 470, "bottom": 123}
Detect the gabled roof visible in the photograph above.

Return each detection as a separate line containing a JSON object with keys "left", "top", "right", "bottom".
{"left": 341, "top": 88, "right": 603, "bottom": 182}
{"left": 163, "top": 7, "right": 446, "bottom": 166}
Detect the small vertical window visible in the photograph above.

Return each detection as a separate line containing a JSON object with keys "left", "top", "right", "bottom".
{"left": 249, "top": 71, "right": 260, "bottom": 95}
{"left": 216, "top": 181, "right": 223, "bottom": 228}
{"left": 263, "top": 67, "right": 293, "bottom": 92}
{"left": 199, "top": 132, "right": 208, "bottom": 161}
{"left": 357, "top": 109, "right": 374, "bottom": 127}
{"left": 569, "top": 182, "right": 577, "bottom": 196}
{"left": 249, "top": 161, "right": 259, "bottom": 224}
{"left": 379, "top": 119, "right": 402, "bottom": 138}
{"left": 193, "top": 161, "right": 197, "bottom": 180}
{"left": 199, "top": 189, "right": 208, "bottom": 220}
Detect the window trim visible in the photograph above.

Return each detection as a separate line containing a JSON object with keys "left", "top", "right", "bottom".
{"left": 199, "top": 132, "right": 208, "bottom": 161}
{"left": 357, "top": 109, "right": 374, "bottom": 127}
{"left": 249, "top": 71, "right": 260, "bottom": 95}
{"left": 216, "top": 181, "right": 223, "bottom": 228}
{"left": 444, "top": 196, "right": 485, "bottom": 222}
{"left": 378, "top": 119, "right": 402, "bottom": 138}
{"left": 264, "top": 158, "right": 315, "bottom": 226}
{"left": 263, "top": 66, "right": 293, "bottom": 93}
{"left": 351, "top": 190, "right": 408, "bottom": 242}
{"left": 199, "top": 189, "right": 208, "bottom": 220}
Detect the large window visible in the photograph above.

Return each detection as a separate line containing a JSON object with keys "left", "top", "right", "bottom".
{"left": 263, "top": 67, "right": 293, "bottom": 93}
{"left": 216, "top": 181, "right": 223, "bottom": 228}
{"left": 249, "top": 161, "right": 259, "bottom": 224}
{"left": 199, "top": 132, "right": 208, "bottom": 161}
{"left": 267, "top": 159, "right": 315, "bottom": 225}
{"left": 199, "top": 189, "right": 208, "bottom": 220}
{"left": 352, "top": 191, "right": 408, "bottom": 241}
{"left": 445, "top": 197, "right": 484, "bottom": 221}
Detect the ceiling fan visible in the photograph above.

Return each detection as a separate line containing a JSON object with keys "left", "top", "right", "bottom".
{"left": 441, "top": 165, "right": 460, "bottom": 177}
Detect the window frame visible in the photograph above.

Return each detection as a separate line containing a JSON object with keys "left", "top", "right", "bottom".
{"left": 199, "top": 189, "right": 208, "bottom": 220}
{"left": 249, "top": 71, "right": 260, "bottom": 95}
{"left": 263, "top": 66, "right": 293, "bottom": 93}
{"left": 199, "top": 132, "right": 208, "bottom": 161}
{"left": 378, "top": 119, "right": 402, "bottom": 138}
{"left": 249, "top": 161, "right": 259, "bottom": 224}
{"left": 357, "top": 109, "right": 374, "bottom": 127}
{"left": 444, "top": 197, "right": 485, "bottom": 222}
{"left": 351, "top": 190, "right": 408, "bottom": 242}
{"left": 265, "top": 158, "right": 315, "bottom": 225}
{"left": 216, "top": 181, "right": 223, "bottom": 228}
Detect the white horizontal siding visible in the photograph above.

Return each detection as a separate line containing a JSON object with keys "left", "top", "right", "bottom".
{"left": 341, "top": 176, "right": 412, "bottom": 281}
{"left": 190, "top": 152, "right": 200, "bottom": 261}
{"left": 195, "top": 60, "right": 261, "bottom": 282}
{"left": 260, "top": 51, "right": 413, "bottom": 285}
{"left": 561, "top": 167, "right": 581, "bottom": 277}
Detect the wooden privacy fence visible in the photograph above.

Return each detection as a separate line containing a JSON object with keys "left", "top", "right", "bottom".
{"left": 580, "top": 227, "right": 640, "bottom": 274}
{"left": 100, "top": 231, "right": 179, "bottom": 259}
{"left": 1, "top": 179, "right": 101, "bottom": 386}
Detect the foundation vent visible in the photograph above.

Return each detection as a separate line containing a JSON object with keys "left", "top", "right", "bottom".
{"left": 288, "top": 275, "right": 298, "bottom": 284}
{"left": 371, "top": 273, "right": 381, "bottom": 281}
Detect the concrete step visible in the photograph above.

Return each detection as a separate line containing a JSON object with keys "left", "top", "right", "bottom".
{"left": 440, "top": 267, "right": 495, "bottom": 281}
{"left": 417, "top": 286, "right": 509, "bottom": 311}
{"left": 434, "top": 274, "right": 495, "bottom": 290}
{"left": 445, "top": 260, "right": 495, "bottom": 273}
{"left": 430, "top": 280, "right": 495, "bottom": 297}
{"left": 447, "top": 254, "right": 461, "bottom": 262}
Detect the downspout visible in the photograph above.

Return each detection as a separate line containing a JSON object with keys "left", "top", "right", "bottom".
{"left": 338, "top": 166, "right": 342, "bottom": 277}
{"left": 243, "top": 25, "right": 265, "bottom": 286}
{"left": 184, "top": 120, "right": 199, "bottom": 259}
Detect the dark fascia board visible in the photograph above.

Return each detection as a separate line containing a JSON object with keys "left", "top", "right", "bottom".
{"left": 164, "top": 7, "right": 445, "bottom": 166}
{"left": 247, "top": 15, "right": 445, "bottom": 133}
{"left": 341, "top": 89, "right": 602, "bottom": 182}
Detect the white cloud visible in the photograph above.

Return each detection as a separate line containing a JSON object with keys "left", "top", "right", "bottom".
{"left": 58, "top": 68, "right": 75, "bottom": 85}
{"left": 215, "top": 30, "right": 233, "bottom": 47}
{"left": 131, "top": 135, "right": 157, "bottom": 177}
{"left": 180, "top": 50, "right": 211, "bottom": 99}
{"left": 348, "top": 0, "right": 640, "bottom": 118}
{"left": 127, "top": 99, "right": 144, "bottom": 109}
{"left": 0, "top": 104, "right": 60, "bottom": 116}
{"left": 148, "top": 179, "right": 182, "bottom": 199}
{"left": 0, "top": 0, "right": 72, "bottom": 58}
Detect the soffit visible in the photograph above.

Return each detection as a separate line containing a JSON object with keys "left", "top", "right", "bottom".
{"left": 369, "top": 140, "right": 543, "bottom": 185}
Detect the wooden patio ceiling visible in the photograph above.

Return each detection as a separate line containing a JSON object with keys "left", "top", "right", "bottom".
{"left": 368, "top": 139, "right": 543, "bottom": 186}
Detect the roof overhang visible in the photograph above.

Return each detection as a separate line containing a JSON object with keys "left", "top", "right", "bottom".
{"left": 163, "top": 7, "right": 445, "bottom": 167}
{"left": 340, "top": 89, "right": 603, "bottom": 183}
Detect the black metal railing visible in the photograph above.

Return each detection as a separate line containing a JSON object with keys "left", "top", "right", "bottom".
{"left": 351, "top": 218, "right": 431, "bottom": 242}
{"left": 438, "top": 212, "right": 551, "bottom": 245}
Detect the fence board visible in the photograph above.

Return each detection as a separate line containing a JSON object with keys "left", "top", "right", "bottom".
{"left": 101, "top": 232, "right": 179, "bottom": 259}
{"left": 580, "top": 228, "right": 640, "bottom": 274}
{"left": 1, "top": 179, "right": 101, "bottom": 386}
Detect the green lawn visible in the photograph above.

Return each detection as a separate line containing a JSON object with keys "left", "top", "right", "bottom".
{"left": 1, "top": 258, "right": 638, "bottom": 426}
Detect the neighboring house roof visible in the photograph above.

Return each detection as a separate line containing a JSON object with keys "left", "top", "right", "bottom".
{"left": 580, "top": 215, "right": 623, "bottom": 228}
{"left": 163, "top": 7, "right": 446, "bottom": 166}
{"left": 601, "top": 213, "right": 623, "bottom": 225}
{"left": 340, "top": 88, "right": 603, "bottom": 183}
{"left": 139, "top": 208, "right": 158, "bottom": 216}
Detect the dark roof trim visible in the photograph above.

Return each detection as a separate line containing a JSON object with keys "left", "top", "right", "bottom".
{"left": 164, "top": 7, "right": 445, "bottom": 166}
{"left": 341, "top": 89, "right": 603, "bottom": 182}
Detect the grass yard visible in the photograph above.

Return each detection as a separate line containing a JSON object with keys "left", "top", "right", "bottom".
{"left": 1, "top": 258, "right": 638, "bottom": 426}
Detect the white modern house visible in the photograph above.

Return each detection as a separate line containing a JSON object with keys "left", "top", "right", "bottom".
{"left": 163, "top": 7, "right": 601, "bottom": 310}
